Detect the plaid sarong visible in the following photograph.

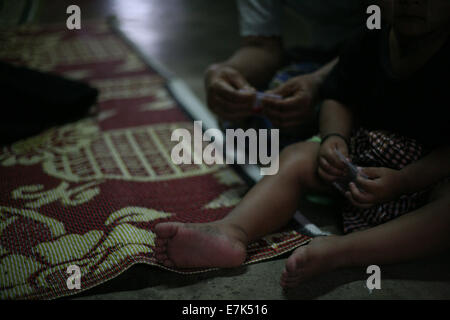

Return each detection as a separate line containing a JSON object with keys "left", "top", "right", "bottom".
{"left": 342, "top": 127, "right": 436, "bottom": 233}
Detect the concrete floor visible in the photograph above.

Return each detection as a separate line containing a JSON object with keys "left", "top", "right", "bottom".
{"left": 5, "top": 0, "right": 450, "bottom": 300}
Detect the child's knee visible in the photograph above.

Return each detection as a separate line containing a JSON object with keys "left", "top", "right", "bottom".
{"left": 279, "top": 142, "right": 318, "bottom": 178}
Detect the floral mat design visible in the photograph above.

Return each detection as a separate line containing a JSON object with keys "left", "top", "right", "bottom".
{"left": 0, "top": 21, "right": 310, "bottom": 299}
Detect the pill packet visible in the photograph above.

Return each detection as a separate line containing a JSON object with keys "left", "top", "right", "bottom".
{"left": 332, "top": 149, "right": 368, "bottom": 194}
{"left": 239, "top": 89, "right": 282, "bottom": 112}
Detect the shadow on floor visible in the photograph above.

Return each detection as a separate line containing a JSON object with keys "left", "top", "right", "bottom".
{"left": 284, "top": 253, "right": 450, "bottom": 299}
{"left": 69, "top": 248, "right": 450, "bottom": 300}
{"left": 70, "top": 263, "right": 249, "bottom": 299}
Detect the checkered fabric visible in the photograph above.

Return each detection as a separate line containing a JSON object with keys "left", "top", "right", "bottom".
{"left": 343, "top": 127, "right": 432, "bottom": 233}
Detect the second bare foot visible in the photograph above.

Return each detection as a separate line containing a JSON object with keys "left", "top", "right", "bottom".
{"left": 280, "top": 235, "right": 345, "bottom": 288}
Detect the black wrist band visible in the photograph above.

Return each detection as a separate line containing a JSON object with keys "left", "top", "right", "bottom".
{"left": 320, "top": 133, "right": 349, "bottom": 146}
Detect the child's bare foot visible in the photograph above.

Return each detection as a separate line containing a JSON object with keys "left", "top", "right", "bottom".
{"left": 154, "top": 222, "right": 248, "bottom": 268}
{"left": 280, "top": 235, "right": 346, "bottom": 288}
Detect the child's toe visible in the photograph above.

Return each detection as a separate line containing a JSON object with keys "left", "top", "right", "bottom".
{"left": 154, "top": 222, "right": 180, "bottom": 238}
{"left": 155, "top": 238, "right": 168, "bottom": 248}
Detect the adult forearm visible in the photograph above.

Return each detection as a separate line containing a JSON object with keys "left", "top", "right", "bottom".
{"left": 311, "top": 57, "right": 339, "bottom": 85}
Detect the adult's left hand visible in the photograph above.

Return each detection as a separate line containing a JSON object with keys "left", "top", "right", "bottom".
{"left": 261, "top": 73, "right": 320, "bottom": 129}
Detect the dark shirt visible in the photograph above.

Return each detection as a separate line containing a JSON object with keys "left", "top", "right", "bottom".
{"left": 321, "top": 28, "right": 449, "bottom": 148}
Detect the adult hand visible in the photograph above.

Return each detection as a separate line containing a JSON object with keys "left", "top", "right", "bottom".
{"left": 345, "top": 167, "right": 407, "bottom": 209}
{"left": 205, "top": 64, "right": 256, "bottom": 121}
{"left": 261, "top": 73, "right": 320, "bottom": 129}
{"left": 317, "top": 136, "right": 349, "bottom": 183}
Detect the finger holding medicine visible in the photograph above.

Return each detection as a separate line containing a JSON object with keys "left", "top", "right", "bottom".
{"left": 332, "top": 149, "right": 369, "bottom": 194}
{"left": 239, "top": 88, "right": 282, "bottom": 113}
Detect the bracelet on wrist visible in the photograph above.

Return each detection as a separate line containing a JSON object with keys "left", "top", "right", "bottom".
{"left": 320, "top": 133, "right": 350, "bottom": 146}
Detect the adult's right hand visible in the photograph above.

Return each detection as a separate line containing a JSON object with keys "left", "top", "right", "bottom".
{"left": 205, "top": 64, "right": 256, "bottom": 121}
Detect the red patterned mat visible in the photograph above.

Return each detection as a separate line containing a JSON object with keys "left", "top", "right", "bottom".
{"left": 0, "top": 21, "right": 310, "bottom": 299}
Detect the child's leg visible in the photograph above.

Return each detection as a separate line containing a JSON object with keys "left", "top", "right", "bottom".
{"left": 281, "top": 181, "right": 450, "bottom": 288}
{"left": 154, "top": 141, "right": 330, "bottom": 268}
